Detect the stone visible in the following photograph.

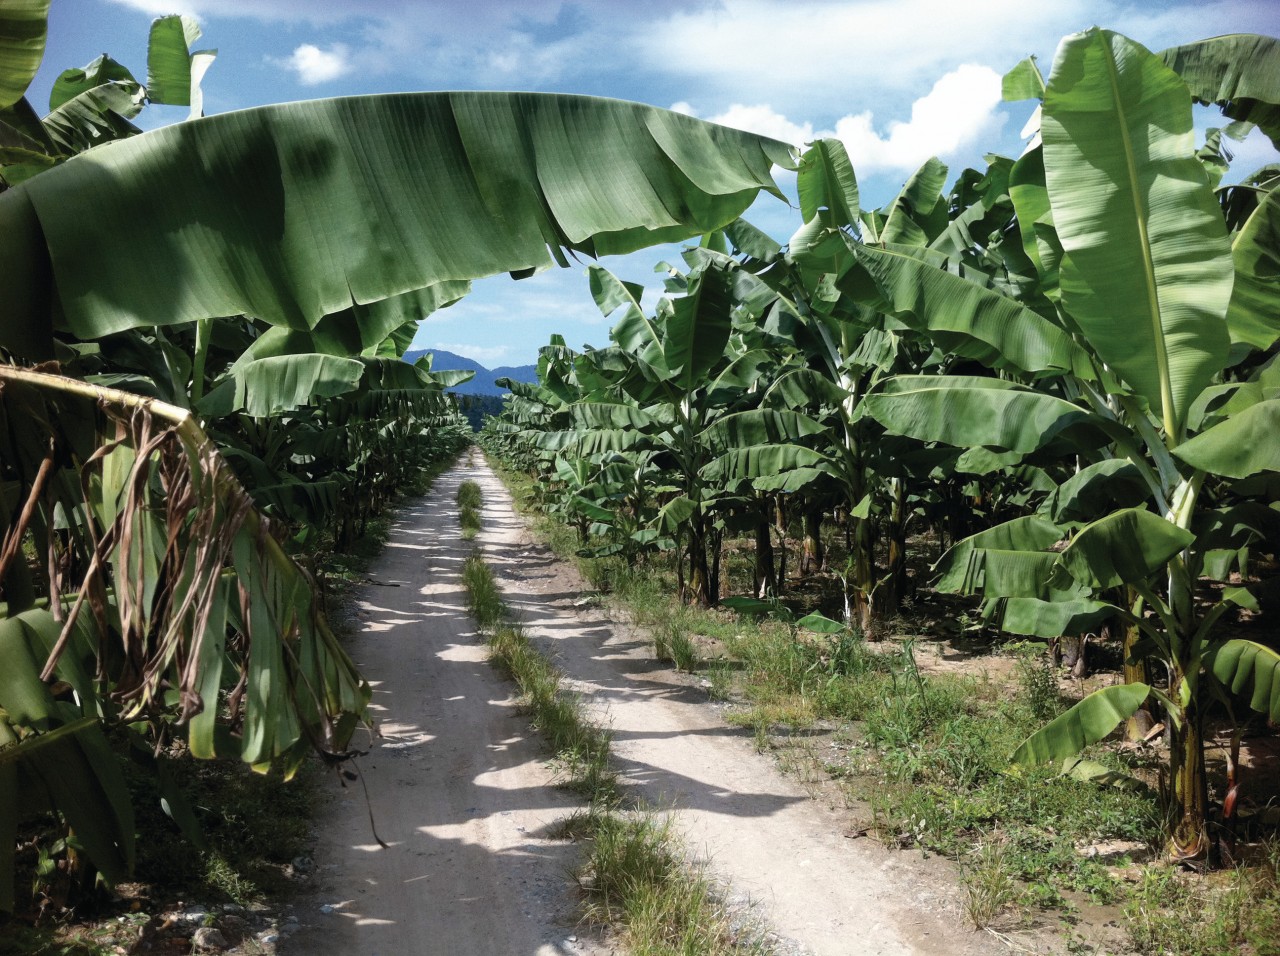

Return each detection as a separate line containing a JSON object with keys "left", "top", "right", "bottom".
{"left": 191, "top": 926, "right": 228, "bottom": 951}
{"left": 1075, "top": 839, "right": 1152, "bottom": 863}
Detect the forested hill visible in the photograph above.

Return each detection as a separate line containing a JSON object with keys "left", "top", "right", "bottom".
{"left": 402, "top": 348, "right": 538, "bottom": 396}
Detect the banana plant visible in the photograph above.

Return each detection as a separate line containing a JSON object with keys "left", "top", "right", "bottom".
{"left": 855, "top": 29, "right": 1280, "bottom": 859}
{"left": 690, "top": 143, "right": 1081, "bottom": 626}
{"left": 584, "top": 256, "right": 795, "bottom": 604}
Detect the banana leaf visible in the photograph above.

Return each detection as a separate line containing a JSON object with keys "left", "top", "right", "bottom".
{"left": 1160, "top": 34, "right": 1280, "bottom": 147}
{"left": 1044, "top": 29, "right": 1232, "bottom": 436}
{"left": 1054, "top": 507, "right": 1196, "bottom": 589}
{"left": 1172, "top": 400, "right": 1280, "bottom": 479}
{"left": 0, "top": 93, "right": 791, "bottom": 355}
{"left": 1207, "top": 640, "right": 1280, "bottom": 722}
{"left": 0, "top": 0, "right": 46, "bottom": 110}
{"left": 933, "top": 515, "right": 1062, "bottom": 592}
{"left": 1012, "top": 682, "right": 1151, "bottom": 765}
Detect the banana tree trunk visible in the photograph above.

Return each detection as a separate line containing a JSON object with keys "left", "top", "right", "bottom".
{"left": 1118, "top": 588, "right": 1156, "bottom": 740}
{"left": 754, "top": 502, "right": 777, "bottom": 599}
{"left": 683, "top": 512, "right": 713, "bottom": 607}
{"left": 1167, "top": 689, "right": 1209, "bottom": 860}
{"left": 774, "top": 497, "right": 788, "bottom": 593}
{"left": 709, "top": 525, "right": 722, "bottom": 606}
{"left": 799, "top": 506, "right": 824, "bottom": 576}
{"left": 850, "top": 514, "right": 875, "bottom": 637}
{"left": 875, "top": 478, "right": 909, "bottom": 617}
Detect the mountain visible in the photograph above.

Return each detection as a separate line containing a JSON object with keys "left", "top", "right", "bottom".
{"left": 402, "top": 348, "right": 538, "bottom": 396}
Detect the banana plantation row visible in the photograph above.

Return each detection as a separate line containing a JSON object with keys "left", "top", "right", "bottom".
{"left": 480, "top": 31, "right": 1280, "bottom": 864}
{"left": 0, "top": 1, "right": 1275, "bottom": 918}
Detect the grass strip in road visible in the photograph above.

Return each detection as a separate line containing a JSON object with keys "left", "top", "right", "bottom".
{"left": 457, "top": 479, "right": 483, "bottom": 540}
{"left": 459, "top": 550, "right": 767, "bottom": 956}
{"left": 461, "top": 554, "right": 614, "bottom": 798}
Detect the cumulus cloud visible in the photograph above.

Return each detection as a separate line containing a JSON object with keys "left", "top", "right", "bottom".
{"left": 707, "top": 104, "right": 815, "bottom": 147}
{"left": 637, "top": 0, "right": 1066, "bottom": 117}
{"left": 277, "top": 43, "right": 353, "bottom": 85}
{"left": 833, "top": 64, "right": 1006, "bottom": 174}
{"left": 678, "top": 65, "right": 1005, "bottom": 175}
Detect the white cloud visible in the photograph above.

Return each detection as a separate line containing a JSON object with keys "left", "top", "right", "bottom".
{"left": 636, "top": 0, "right": 1069, "bottom": 117}
{"left": 429, "top": 343, "right": 513, "bottom": 364}
{"left": 275, "top": 43, "right": 353, "bottom": 85}
{"left": 833, "top": 64, "right": 1006, "bottom": 174}
{"left": 706, "top": 104, "right": 815, "bottom": 148}
{"left": 678, "top": 65, "right": 1004, "bottom": 175}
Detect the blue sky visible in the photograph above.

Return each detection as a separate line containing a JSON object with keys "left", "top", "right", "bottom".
{"left": 31, "top": 0, "right": 1280, "bottom": 367}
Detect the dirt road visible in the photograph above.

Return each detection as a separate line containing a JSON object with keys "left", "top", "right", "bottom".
{"left": 290, "top": 456, "right": 1017, "bottom": 956}
{"left": 287, "top": 459, "right": 606, "bottom": 956}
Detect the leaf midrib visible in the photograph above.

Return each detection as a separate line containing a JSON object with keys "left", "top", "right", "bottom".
{"left": 1100, "top": 34, "right": 1178, "bottom": 443}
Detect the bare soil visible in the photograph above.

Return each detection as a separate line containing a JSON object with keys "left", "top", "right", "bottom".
{"left": 289, "top": 455, "right": 1056, "bottom": 955}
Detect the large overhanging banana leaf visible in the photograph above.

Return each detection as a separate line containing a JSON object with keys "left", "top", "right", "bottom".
{"left": 1044, "top": 28, "right": 1232, "bottom": 438}
{"left": 1160, "top": 34, "right": 1280, "bottom": 148}
{"left": 0, "top": 93, "right": 793, "bottom": 356}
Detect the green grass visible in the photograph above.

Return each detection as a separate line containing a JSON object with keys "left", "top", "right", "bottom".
{"left": 574, "top": 807, "right": 767, "bottom": 956}
{"left": 1124, "top": 841, "right": 1280, "bottom": 956}
{"left": 459, "top": 503, "right": 481, "bottom": 539}
{"left": 456, "top": 480, "right": 483, "bottom": 510}
{"left": 461, "top": 554, "right": 614, "bottom": 798}
{"left": 457, "top": 479, "right": 483, "bottom": 539}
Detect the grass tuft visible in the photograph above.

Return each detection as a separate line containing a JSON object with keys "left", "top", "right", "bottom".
{"left": 456, "top": 480, "right": 483, "bottom": 509}
{"left": 457, "top": 480, "right": 484, "bottom": 539}
{"left": 961, "top": 840, "right": 1020, "bottom": 930}
{"left": 575, "top": 807, "right": 767, "bottom": 956}
{"left": 1124, "top": 838, "right": 1280, "bottom": 956}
